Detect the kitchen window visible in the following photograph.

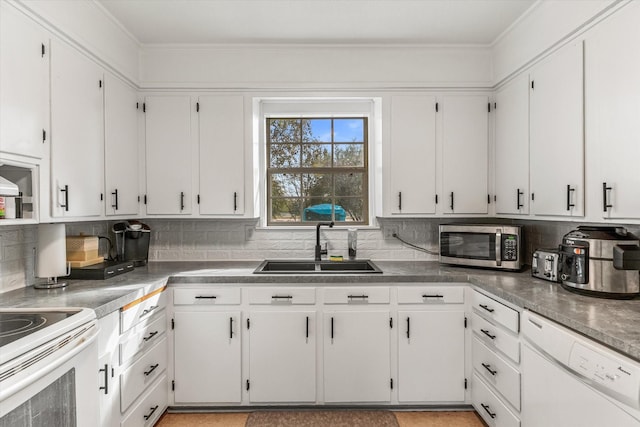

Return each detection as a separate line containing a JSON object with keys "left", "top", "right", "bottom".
{"left": 266, "top": 117, "right": 368, "bottom": 225}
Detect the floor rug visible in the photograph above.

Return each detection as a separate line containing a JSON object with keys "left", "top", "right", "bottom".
{"left": 245, "top": 409, "right": 399, "bottom": 427}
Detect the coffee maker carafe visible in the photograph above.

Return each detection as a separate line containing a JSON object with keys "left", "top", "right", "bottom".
{"left": 113, "top": 220, "right": 151, "bottom": 267}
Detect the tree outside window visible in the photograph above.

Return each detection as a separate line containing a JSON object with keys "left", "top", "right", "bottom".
{"left": 267, "top": 117, "right": 368, "bottom": 225}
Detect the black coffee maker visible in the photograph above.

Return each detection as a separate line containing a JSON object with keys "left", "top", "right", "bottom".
{"left": 113, "top": 220, "right": 151, "bottom": 267}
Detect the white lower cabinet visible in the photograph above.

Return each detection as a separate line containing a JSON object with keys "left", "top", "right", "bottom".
{"left": 97, "top": 311, "right": 120, "bottom": 427}
{"left": 248, "top": 311, "right": 316, "bottom": 403}
{"left": 323, "top": 310, "right": 391, "bottom": 402}
{"left": 173, "top": 310, "right": 241, "bottom": 403}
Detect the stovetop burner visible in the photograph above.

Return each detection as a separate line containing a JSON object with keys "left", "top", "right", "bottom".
{"left": 0, "top": 311, "right": 76, "bottom": 348}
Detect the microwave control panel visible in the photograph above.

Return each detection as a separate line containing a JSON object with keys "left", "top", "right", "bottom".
{"left": 502, "top": 235, "right": 518, "bottom": 261}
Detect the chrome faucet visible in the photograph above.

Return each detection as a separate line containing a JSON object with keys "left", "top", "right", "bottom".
{"left": 315, "top": 221, "right": 334, "bottom": 261}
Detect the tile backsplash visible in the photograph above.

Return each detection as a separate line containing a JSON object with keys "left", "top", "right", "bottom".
{"left": 2, "top": 218, "right": 639, "bottom": 292}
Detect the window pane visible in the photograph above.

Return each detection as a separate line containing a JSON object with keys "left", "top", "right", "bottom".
{"left": 270, "top": 143, "right": 300, "bottom": 168}
{"left": 334, "top": 144, "right": 364, "bottom": 167}
{"left": 302, "top": 144, "right": 331, "bottom": 167}
{"left": 271, "top": 198, "right": 302, "bottom": 222}
{"left": 335, "top": 172, "right": 364, "bottom": 196}
{"left": 302, "top": 119, "right": 331, "bottom": 142}
{"left": 271, "top": 173, "right": 300, "bottom": 197}
{"left": 270, "top": 119, "right": 300, "bottom": 142}
{"left": 336, "top": 197, "right": 365, "bottom": 222}
{"left": 302, "top": 198, "right": 335, "bottom": 222}
{"left": 334, "top": 118, "right": 364, "bottom": 142}
{"left": 302, "top": 173, "right": 332, "bottom": 198}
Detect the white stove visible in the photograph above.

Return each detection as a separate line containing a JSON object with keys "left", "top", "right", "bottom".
{"left": 0, "top": 307, "right": 98, "bottom": 426}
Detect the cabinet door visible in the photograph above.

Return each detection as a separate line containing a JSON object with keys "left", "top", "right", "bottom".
{"left": 144, "top": 96, "right": 192, "bottom": 214}
{"left": 0, "top": 4, "right": 48, "bottom": 159}
{"left": 588, "top": 3, "right": 640, "bottom": 219}
{"left": 248, "top": 311, "right": 316, "bottom": 402}
{"left": 324, "top": 310, "right": 391, "bottom": 402}
{"left": 442, "top": 95, "right": 489, "bottom": 214}
{"left": 530, "top": 41, "right": 584, "bottom": 217}
{"left": 97, "top": 311, "right": 119, "bottom": 427}
{"left": 198, "top": 95, "right": 245, "bottom": 215}
{"left": 495, "top": 75, "right": 530, "bottom": 215}
{"left": 104, "top": 74, "right": 139, "bottom": 216}
{"left": 398, "top": 310, "right": 465, "bottom": 403}
{"left": 173, "top": 311, "right": 241, "bottom": 403}
{"left": 388, "top": 95, "right": 437, "bottom": 214}
{"left": 50, "top": 40, "right": 104, "bottom": 217}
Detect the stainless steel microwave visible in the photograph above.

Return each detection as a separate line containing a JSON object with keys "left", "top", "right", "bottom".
{"left": 439, "top": 224, "right": 523, "bottom": 271}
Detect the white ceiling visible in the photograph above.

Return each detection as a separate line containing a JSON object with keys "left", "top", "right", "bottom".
{"left": 97, "top": 0, "right": 536, "bottom": 46}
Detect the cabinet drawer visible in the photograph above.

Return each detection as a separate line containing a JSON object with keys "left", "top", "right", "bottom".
{"left": 472, "top": 373, "right": 520, "bottom": 427}
{"left": 121, "top": 373, "right": 167, "bottom": 427}
{"left": 472, "top": 313, "right": 520, "bottom": 364}
{"left": 324, "top": 287, "right": 390, "bottom": 304}
{"left": 397, "top": 286, "right": 464, "bottom": 304}
{"left": 473, "top": 336, "right": 521, "bottom": 410}
{"left": 121, "top": 337, "right": 167, "bottom": 412}
{"left": 120, "top": 313, "right": 167, "bottom": 365}
{"left": 121, "top": 287, "right": 167, "bottom": 333}
{"left": 174, "top": 287, "right": 241, "bottom": 305}
{"left": 472, "top": 290, "right": 519, "bottom": 333}
{"left": 248, "top": 287, "right": 316, "bottom": 305}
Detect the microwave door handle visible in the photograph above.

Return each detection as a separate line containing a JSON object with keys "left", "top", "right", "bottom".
{"left": 495, "top": 230, "right": 502, "bottom": 266}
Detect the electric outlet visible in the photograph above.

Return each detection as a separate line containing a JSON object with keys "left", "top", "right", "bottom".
{"left": 384, "top": 225, "right": 399, "bottom": 239}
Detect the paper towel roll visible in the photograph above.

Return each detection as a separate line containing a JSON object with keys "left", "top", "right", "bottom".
{"left": 37, "top": 223, "right": 68, "bottom": 278}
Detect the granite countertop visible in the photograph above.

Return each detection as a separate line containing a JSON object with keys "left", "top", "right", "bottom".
{"left": 2, "top": 260, "right": 639, "bottom": 361}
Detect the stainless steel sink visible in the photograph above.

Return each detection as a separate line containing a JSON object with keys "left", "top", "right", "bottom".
{"left": 253, "top": 259, "right": 383, "bottom": 274}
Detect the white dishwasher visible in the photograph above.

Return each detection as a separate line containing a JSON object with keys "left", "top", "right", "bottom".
{"left": 522, "top": 310, "right": 640, "bottom": 427}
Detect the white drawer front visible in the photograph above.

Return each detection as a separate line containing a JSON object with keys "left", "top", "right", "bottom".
{"left": 473, "top": 336, "right": 521, "bottom": 410}
{"left": 121, "top": 373, "right": 168, "bottom": 427}
{"left": 121, "top": 288, "right": 167, "bottom": 333}
{"left": 472, "top": 373, "right": 520, "bottom": 427}
{"left": 472, "top": 313, "right": 520, "bottom": 364}
{"left": 472, "top": 290, "right": 519, "bottom": 333}
{"left": 397, "top": 286, "right": 464, "bottom": 304}
{"left": 173, "top": 287, "right": 241, "bottom": 305}
{"left": 248, "top": 287, "right": 316, "bottom": 305}
{"left": 121, "top": 337, "right": 167, "bottom": 413}
{"left": 120, "top": 313, "right": 167, "bottom": 365}
{"left": 323, "top": 287, "right": 390, "bottom": 304}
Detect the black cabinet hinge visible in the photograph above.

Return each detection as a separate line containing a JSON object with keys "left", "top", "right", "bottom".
{"left": 494, "top": 195, "right": 497, "bottom": 202}
{"left": 494, "top": 102, "right": 497, "bottom": 110}
{"left": 464, "top": 378, "right": 468, "bottom": 390}
{"left": 531, "top": 80, "right": 535, "bottom": 90}
{"left": 488, "top": 102, "right": 491, "bottom": 113}
{"left": 136, "top": 102, "right": 139, "bottom": 110}
{"left": 464, "top": 316, "right": 468, "bottom": 328}
{"left": 435, "top": 102, "right": 439, "bottom": 112}
{"left": 41, "top": 43, "right": 45, "bottom": 57}
{"left": 487, "top": 194, "right": 491, "bottom": 204}
{"left": 172, "top": 380, "right": 175, "bottom": 391}
{"left": 246, "top": 380, "right": 250, "bottom": 391}
{"left": 531, "top": 193, "right": 535, "bottom": 201}
{"left": 144, "top": 195, "right": 148, "bottom": 204}
{"left": 435, "top": 194, "right": 438, "bottom": 204}
{"left": 100, "top": 193, "right": 104, "bottom": 201}
{"left": 390, "top": 378, "right": 394, "bottom": 390}
{"left": 197, "top": 194, "right": 200, "bottom": 204}
{"left": 143, "top": 103, "right": 146, "bottom": 113}
{"left": 171, "top": 318, "right": 175, "bottom": 330}
{"left": 247, "top": 318, "right": 250, "bottom": 329}
{"left": 137, "top": 196, "right": 141, "bottom": 203}
{"left": 196, "top": 102, "right": 200, "bottom": 112}
{"left": 390, "top": 317, "right": 393, "bottom": 328}
{"left": 42, "top": 129, "right": 46, "bottom": 142}
{"left": 99, "top": 80, "right": 102, "bottom": 88}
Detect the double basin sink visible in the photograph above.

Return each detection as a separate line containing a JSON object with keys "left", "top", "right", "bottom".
{"left": 253, "top": 259, "right": 382, "bottom": 274}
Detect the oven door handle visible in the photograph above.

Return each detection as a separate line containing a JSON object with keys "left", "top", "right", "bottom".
{"left": 495, "top": 230, "right": 502, "bottom": 267}
{"left": 0, "top": 323, "right": 98, "bottom": 403}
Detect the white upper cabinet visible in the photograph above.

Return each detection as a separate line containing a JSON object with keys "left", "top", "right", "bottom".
{"left": 387, "top": 95, "right": 437, "bottom": 215}
{"left": 0, "top": 4, "right": 49, "bottom": 159}
{"left": 494, "top": 74, "right": 530, "bottom": 215}
{"left": 50, "top": 39, "right": 104, "bottom": 218}
{"left": 587, "top": 2, "right": 640, "bottom": 219}
{"left": 197, "top": 95, "right": 245, "bottom": 215}
{"left": 530, "top": 41, "right": 584, "bottom": 217}
{"left": 144, "top": 95, "right": 192, "bottom": 215}
{"left": 104, "top": 74, "right": 139, "bottom": 216}
{"left": 442, "top": 95, "right": 489, "bottom": 214}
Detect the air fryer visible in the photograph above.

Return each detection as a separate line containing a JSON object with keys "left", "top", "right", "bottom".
{"left": 113, "top": 220, "right": 151, "bottom": 267}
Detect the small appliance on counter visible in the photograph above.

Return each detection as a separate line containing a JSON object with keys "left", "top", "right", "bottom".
{"left": 65, "top": 234, "right": 135, "bottom": 280}
{"left": 113, "top": 220, "right": 151, "bottom": 267}
{"left": 559, "top": 226, "right": 640, "bottom": 298}
{"left": 439, "top": 224, "right": 523, "bottom": 271}
{"left": 531, "top": 248, "right": 560, "bottom": 282}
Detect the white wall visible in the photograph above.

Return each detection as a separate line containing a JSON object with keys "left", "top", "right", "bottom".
{"left": 16, "top": 0, "right": 139, "bottom": 82}
{"left": 492, "top": 0, "right": 617, "bottom": 84}
{"left": 139, "top": 44, "right": 493, "bottom": 89}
